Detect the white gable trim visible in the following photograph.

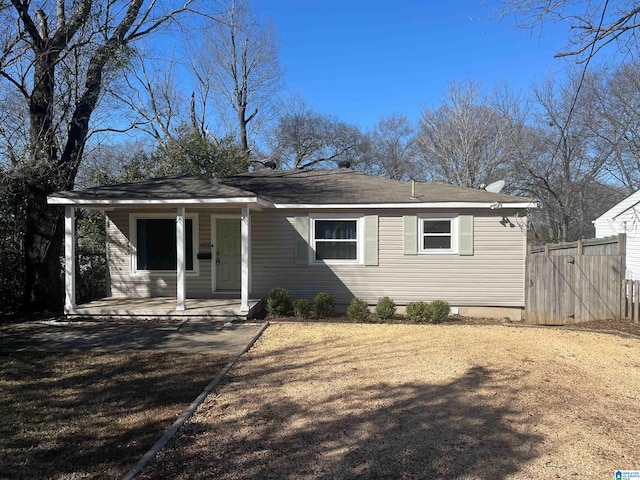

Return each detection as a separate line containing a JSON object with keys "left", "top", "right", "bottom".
{"left": 594, "top": 189, "right": 640, "bottom": 223}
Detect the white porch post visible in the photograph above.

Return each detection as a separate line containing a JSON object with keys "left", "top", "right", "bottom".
{"left": 64, "top": 206, "right": 76, "bottom": 314}
{"left": 241, "top": 205, "right": 250, "bottom": 312}
{"left": 176, "top": 207, "right": 186, "bottom": 311}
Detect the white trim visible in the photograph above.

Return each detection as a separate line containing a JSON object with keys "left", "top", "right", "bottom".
{"left": 48, "top": 196, "right": 535, "bottom": 210}
{"left": 241, "top": 206, "right": 250, "bottom": 312}
{"left": 274, "top": 202, "right": 536, "bottom": 209}
{"left": 176, "top": 207, "right": 186, "bottom": 312}
{"left": 612, "top": 200, "right": 640, "bottom": 221}
{"left": 48, "top": 197, "right": 273, "bottom": 207}
{"left": 418, "top": 214, "right": 458, "bottom": 255}
{"left": 309, "top": 213, "right": 364, "bottom": 265}
{"left": 522, "top": 215, "right": 528, "bottom": 304}
{"left": 594, "top": 188, "right": 640, "bottom": 223}
{"left": 210, "top": 213, "right": 240, "bottom": 293}
{"left": 64, "top": 206, "right": 76, "bottom": 314}
{"left": 129, "top": 212, "right": 200, "bottom": 275}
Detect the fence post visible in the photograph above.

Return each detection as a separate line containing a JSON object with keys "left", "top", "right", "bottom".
{"left": 618, "top": 233, "right": 626, "bottom": 256}
{"left": 622, "top": 279, "right": 628, "bottom": 320}
{"left": 632, "top": 280, "right": 640, "bottom": 322}
{"left": 619, "top": 234, "right": 627, "bottom": 321}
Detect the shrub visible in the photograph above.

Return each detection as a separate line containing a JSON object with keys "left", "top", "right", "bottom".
{"left": 375, "top": 296, "right": 396, "bottom": 320}
{"left": 266, "top": 287, "right": 292, "bottom": 315}
{"left": 293, "top": 299, "right": 311, "bottom": 318}
{"left": 313, "top": 292, "right": 335, "bottom": 318}
{"left": 406, "top": 301, "right": 429, "bottom": 322}
{"left": 428, "top": 300, "right": 450, "bottom": 323}
{"left": 347, "top": 297, "right": 371, "bottom": 322}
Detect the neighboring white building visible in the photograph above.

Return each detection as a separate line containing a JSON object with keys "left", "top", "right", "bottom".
{"left": 594, "top": 189, "right": 640, "bottom": 280}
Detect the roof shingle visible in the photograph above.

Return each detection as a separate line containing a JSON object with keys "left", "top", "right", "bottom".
{"left": 50, "top": 169, "right": 533, "bottom": 205}
{"left": 222, "top": 168, "right": 531, "bottom": 204}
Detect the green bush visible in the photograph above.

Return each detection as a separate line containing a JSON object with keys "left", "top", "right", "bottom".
{"left": 406, "top": 301, "right": 429, "bottom": 322}
{"left": 313, "top": 292, "right": 335, "bottom": 318}
{"left": 347, "top": 297, "right": 371, "bottom": 322}
{"left": 375, "top": 296, "right": 396, "bottom": 320}
{"left": 293, "top": 299, "right": 311, "bottom": 318}
{"left": 428, "top": 300, "right": 450, "bottom": 323}
{"left": 266, "top": 287, "right": 292, "bottom": 315}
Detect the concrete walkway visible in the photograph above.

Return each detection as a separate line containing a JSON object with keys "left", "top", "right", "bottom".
{"left": 0, "top": 320, "right": 264, "bottom": 354}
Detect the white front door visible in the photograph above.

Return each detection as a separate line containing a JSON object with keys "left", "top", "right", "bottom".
{"left": 215, "top": 218, "right": 241, "bottom": 290}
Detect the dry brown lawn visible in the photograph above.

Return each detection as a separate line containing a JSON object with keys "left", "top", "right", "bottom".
{"left": 141, "top": 323, "right": 640, "bottom": 480}
{"left": 0, "top": 352, "right": 229, "bottom": 479}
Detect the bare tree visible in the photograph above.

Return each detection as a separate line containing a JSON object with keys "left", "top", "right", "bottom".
{"left": 588, "top": 62, "right": 640, "bottom": 193}
{"left": 0, "top": 0, "right": 191, "bottom": 310}
{"left": 113, "top": 51, "right": 188, "bottom": 144}
{"left": 417, "top": 80, "right": 520, "bottom": 188}
{"left": 498, "top": 0, "right": 640, "bottom": 62}
{"left": 364, "top": 114, "right": 420, "bottom": 181}
{"left": 194, "top": 0, "right": 283, "bottom": 152}
{"left": 269, "top": 101, "right": 365, "bottom": 170}
{"left": 513, "top": 74, "right": 609, "bottom": 241}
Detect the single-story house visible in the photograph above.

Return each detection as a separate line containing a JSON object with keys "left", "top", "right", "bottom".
{"left": 594, "top": 188, "right": 640, "bottom": 280}
{"left": 48, "top": 168, "right": 535, "bottom": 319}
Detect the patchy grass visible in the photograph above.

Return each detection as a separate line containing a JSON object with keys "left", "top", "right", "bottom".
{"left": 0, "top": 352, "right": 229, "bottom": 480}
{"left": 141, "top": 324, "right": 640, "bottom": 479}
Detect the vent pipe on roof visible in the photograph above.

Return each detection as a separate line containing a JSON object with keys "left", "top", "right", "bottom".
{"left": 410, "top": 180, "right": 417, "bottom": 200}
{"left": 263, "top": 161, "right": 277, "bottom": 170}
{"left": 337, "top": 160, "right": 351, "bottom": 169}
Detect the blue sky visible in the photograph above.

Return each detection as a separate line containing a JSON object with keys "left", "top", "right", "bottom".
{"left": 258, "top": 1, "right": 576, "bottom": 130}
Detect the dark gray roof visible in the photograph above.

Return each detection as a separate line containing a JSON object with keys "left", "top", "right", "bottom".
{"left": 51, "top": 174, "right": 255, "bottom": 200}
{"left": 50, "top": 169, "right": 533, "bottom": 205}
{"left": 222, "top": 168, "right": 532, "bottom": 204}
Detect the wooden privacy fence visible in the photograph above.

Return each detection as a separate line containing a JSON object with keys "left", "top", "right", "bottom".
{"left": 526, "top": 235, "right": 626, "bottom": 325}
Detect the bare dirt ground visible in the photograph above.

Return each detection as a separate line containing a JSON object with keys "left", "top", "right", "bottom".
{"left": 141, "top": 323, "right": 640, "bottom": 480}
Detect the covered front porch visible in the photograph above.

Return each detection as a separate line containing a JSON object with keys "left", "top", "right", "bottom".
{"left": 47, "top": 174, "right": 274, "bottom": 319}
{"left": 67, "top": 297, "right": 264, "bottom": 320}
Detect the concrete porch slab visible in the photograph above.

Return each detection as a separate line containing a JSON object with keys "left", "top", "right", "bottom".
{"left": 68, "top": 297, "right": 264, "bottom": 320}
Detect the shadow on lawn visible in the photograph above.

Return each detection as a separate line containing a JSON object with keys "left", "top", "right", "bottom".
{"left": 0, "top": 351, "right": 229, "bottom": 480}
{"left": 144, "top": 338, "right": 544, "bottom": 480}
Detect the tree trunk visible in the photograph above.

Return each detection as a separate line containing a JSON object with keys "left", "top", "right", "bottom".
{"left": 23, "top": 42, "right": 66, "bottom": 311}
{"left": 23, "top": 183, "right": 65, "bottom": 311}
{"left": 7, "top": 0, "right": 171, "bottom": 312}
{"left": 238, "top": 106, "right": 248, "bottom": 153}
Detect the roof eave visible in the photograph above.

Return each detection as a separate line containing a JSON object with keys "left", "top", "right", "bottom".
{"left": 272, "top": 201, "right": 537, "bottom": 209}
{"left": 47, "top": 196, "right": 274, "bottom": 208}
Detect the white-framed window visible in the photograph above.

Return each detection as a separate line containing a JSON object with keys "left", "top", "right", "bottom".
{"left": 130, "top": 213, "right": 199, "bottom": 274}
{"left": 418, "top": 215, "right": 458, "bottom": 254}
{"left": 310, "top": 214, "right": 363, "bottom": 264}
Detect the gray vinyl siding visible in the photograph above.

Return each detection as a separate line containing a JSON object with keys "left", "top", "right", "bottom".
{"left": 105, "top": 207, "right": 527, "bottom": 307}
{"left": 251, "top": 209, "right": 527, "bottom": 307}
{"left": 106, "top": 208, "right": 214, "bottom": 298}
